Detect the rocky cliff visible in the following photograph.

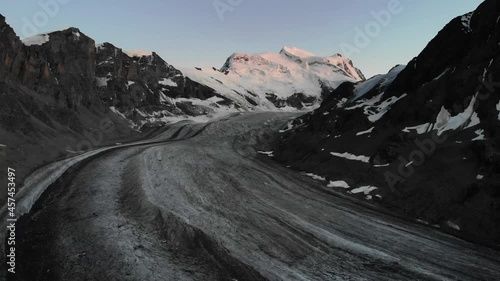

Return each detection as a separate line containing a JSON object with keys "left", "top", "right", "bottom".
{"left": 273, "top": 0, "right": 500, "bottom": 247}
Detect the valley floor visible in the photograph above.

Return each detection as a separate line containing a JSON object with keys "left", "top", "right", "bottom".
{"left": 5, "top": 113, "right": 500, "bottom": 281}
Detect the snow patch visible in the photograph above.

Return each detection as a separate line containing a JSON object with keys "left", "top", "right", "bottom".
{"left": 327, "top": 181, "right": 350, "bottom": 189}
{"left": 96, "top": 77, "right": 109, "bottom": 87}
{"left": 373, "top": 164, "right": 389, "bottom": 168}
{"left": 367, "top": 94, "right": 407, "bottom": 122}
{"left": 352, "top": 65, "right": 404, "bottom": 100}
{"left": 436, "top": 95, "right": 478, "bottom": 136}
{"left": 347, "top": 93, "right": 408, "bottom": 123}
{"left": 22, "top": 34, "right": 50, "bottom": 46}
{"left": 279, "top": 120, "right": 297, "bottom": 133}
{"left": 350, "top": 186, "right": 378, "bottom": 195}
{"left": 447, "top": 221, "right": 461, "bottom": 231}
{"left": 356, "top": 127, "right": 374, "bottom": 136}
{"left": 304, "top": 173, "right": 326, "bottom": 181}
{"left": 472, "top": 129, "right": 485, "bottom": 141}
{"left": 159, "top": 78, "right": 178, "bottom": 87}
{"left": 257, "top": 151, "right": 274, "bottom": 157}
{"left": 497, "top": 100, "right": 500, "bottom": 121}
{"left": 330, "top": 152, "right": 370, "bottom": 163}
{"left": 72, "top": 30, "right": 81, "bottom": 41}
{"left": 434, "top": 68, "right": 449, "bottom": 80}
{"left": 461, "top": 12, "right": 473, "bottom": 33}
{"left": 402, "top": 123, "right": 432, "bottom": 134}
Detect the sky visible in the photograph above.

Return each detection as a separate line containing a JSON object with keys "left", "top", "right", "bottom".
{"left": 0, "top": 0, "right": 484, "bottom": 78}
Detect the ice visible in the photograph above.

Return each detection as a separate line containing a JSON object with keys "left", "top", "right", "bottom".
{"left": 327, "top": 180, "right": 350, "bottom": 189}
{"left": 330, "top": 152, "right": 370, "bottom": 163}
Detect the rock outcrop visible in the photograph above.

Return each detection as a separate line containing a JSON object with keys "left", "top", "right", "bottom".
{"left": 274, "top": 0, "right": 500, "bottom": 247}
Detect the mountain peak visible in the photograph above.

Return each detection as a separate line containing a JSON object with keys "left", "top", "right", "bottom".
{"left": 279, "top": 46, "right": 315, "bottom": 58}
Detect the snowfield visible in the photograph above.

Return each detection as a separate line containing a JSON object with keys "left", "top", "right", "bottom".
{"left": 180, "top": 46, "right": 364, "bottom": 111}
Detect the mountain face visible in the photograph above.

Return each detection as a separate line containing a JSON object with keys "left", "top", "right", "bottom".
{"left": 0, "top": 12, "right": 363, "bottom": 203}
{"left": 94, "top": 43, "right": 239, "bottom": 128}
{"left": 181, "top": 47, "right": 365, "bottom": 110}
{"left": 274, "top": 0, "right": 500, "bottom": 247}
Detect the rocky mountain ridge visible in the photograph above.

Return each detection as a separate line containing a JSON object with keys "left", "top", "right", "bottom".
{"left": 273, "top": 0, "right": 500, "bottom": 247}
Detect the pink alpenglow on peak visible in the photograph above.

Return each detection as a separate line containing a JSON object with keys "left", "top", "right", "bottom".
{"left": 279, "top": 46, "right": 316, "bottom": 58}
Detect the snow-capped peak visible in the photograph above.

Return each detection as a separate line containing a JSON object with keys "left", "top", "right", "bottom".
{"left": 181, "top": 47, "right": 365, "bottom": 111}
{"left": 279, "top": 46, "right": 315, "bottom": 59}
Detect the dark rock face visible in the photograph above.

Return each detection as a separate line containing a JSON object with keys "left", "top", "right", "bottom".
{"left": 265, "top": 93, "right": 317, "bottom": 109}
{"left": 0, "top": 15, "right": 228, "bottom": 202}
{"left": 274, "top": 0, "right": 500, "bottom": 247}
{"left": 95, "top": 43, "right": 229, "bottom": 120}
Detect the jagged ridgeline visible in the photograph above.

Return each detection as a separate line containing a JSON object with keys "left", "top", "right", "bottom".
{"left": 274, "top": 0, "right": 500, "bottom": 247}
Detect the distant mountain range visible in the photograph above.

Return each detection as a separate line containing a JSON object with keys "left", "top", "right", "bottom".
{"left": 0, "top": 13, "right": 363, "bottom": 195}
